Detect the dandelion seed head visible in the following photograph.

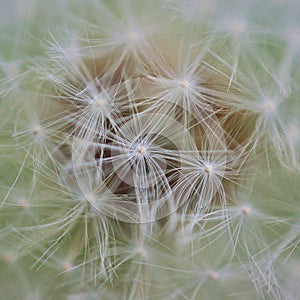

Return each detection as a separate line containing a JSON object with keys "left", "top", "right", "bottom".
{"left": 61, "top": 261, "right": 73, "bottom": 272}
{"left": 6, "top": 2, "right": 299, "bottom": 297}
{"left": 7, "top": 62, "right": 20, "bottom": 79}
{"left": 128, "top": 140, "right": 150, "bottom": 159}
{"left": 1, "top": 251, "right": 15, "bottom": 264}
{"left": 179, "top": 79, "right": 191, "bottom": 89}
{"left": 204, "top": 163, "right": 213, "bottom": 174}
{"left": 32, "top": 124, "right": 43, "bottom": 137}
{"left": 85, "top": 193, "right": 95, "bottom": 205}
{"left": 136, "top": 145, "right": 147, "bottom": 156}
{"left": 228, "top": 19, "right": 247, "bottom": 35}
{"left": 241, "top": 205, "right": 251, "bottom": 216}
{"left": 261, "top": 99, "right": 277, "bottom": 114}
{"left": 91, "top": 96, "right": 106, "bottom": 110}
{"left": 127, "top": 31, "right": 140, "bottom": 42}
{"left": 64, "top": 42, "right": 81, "bottom": 62}
{"left": 134, "top": 246, "right": 147, "bottom": 259}
{"left": 113, "top": 26, "right": 145, "bottom": 50}
{"left": 18, "top": 197, "right": 29, "bottom": 209}
{"left": 208, "top": 270, "right": 219, "bottom": 280}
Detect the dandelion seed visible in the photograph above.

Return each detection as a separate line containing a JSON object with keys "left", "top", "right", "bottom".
{"left": 2, "top": 251, "right": 15, "bottom": 264}
{"left": 261, "top": 99, "right": 277, "bottom": 115}
{"left": 204, "top": 163, "right": 213, "bottom": 174}
{"left": 135, "top": 145, "right": 147, "bottom": 156}
{"left": 85, "top": 193, "right": 95, "bottom": 205}
{"left": 92, "top": 96, "right": 106, "bottom": 110}
{"left": 61, "top": 261, "right": 73, "bottom": 272}
{"left": 208, "top": 270, "right": 219, "bottom": 280}
{"left": 17, "top": 196, "right": 30, "bottom": 210}
{"left": 127, "top": 31, "right": 140, "bottom": 42}
{"left": 179, "top": 80, "right": 191, "bottom": 89}
{"left": 6, "top": 62, "right": 21, "bottom": 79}
{"left": 241, "top": 205, "right": 251, "bottom": 216}
{"left": 134, "top": 246, "right": 147, "bottom": 259}
{"left": 226, "top": 18, "right": 247, "bottom": 37}
{"left": 32, "top": 124, "right": 42, "bottom": 137}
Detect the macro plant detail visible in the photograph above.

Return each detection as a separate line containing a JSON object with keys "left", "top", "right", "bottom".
{"left": 0, "top": 0, "right": 300, "bottom": 299}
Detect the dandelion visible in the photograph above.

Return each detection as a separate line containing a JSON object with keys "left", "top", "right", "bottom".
{"left": 1, "top": 0, "right": 300, "bottom": 299}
